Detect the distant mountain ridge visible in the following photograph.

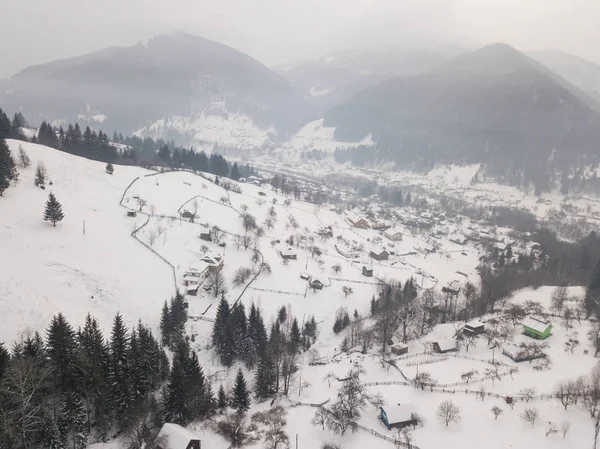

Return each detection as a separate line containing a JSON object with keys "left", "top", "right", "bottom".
{"left": 0, "top": 32, "right": 309, "bottom": 143}
{"left": 324, "top": 43, "right": 600, "bottom": 191}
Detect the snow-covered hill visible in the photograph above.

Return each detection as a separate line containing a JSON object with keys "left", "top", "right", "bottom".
{"left": 0, "top": 140, "right": 173, "bottom": 344}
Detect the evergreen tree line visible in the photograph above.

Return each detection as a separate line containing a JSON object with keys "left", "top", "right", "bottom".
{"left": 0, "top": 312, "right": 169, "bottom": 449}
{"left": 0, "top": 107, "right": 256, "bottom": 182}
{"left": 0, "top": 109, "right": 22, "bottom": 196}
{"left": 211, "top": 296, "right": 317, "bottom": 400}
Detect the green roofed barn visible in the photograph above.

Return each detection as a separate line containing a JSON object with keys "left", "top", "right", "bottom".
{"left": 522, "top": 316, "right": 552, "bottom": 340}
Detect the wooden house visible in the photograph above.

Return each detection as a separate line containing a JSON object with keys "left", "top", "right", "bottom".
{"left": 199, "top": 227, "right": 212, "bottom": 242}
{"left": 180, "top": 209, "right": 196, "bottom": 220}
{"left": 383, "top": 227, "right": 403, "bottom": 241}
{"left": 370, "top": 247, "right": 389, "bottom": 261}
{"left": 432, "top": 338, "right": 458, "bottom": 354}
{"left": 344, "top": 211, "right": 369, "bottom": 229}
{"left": 362, "top": 265, "right": 374, "bottom": 277}
{"left": 463, "top": 320, "right": 485, "bottom": 336}
{"left": 379, "top": 405, "right": 419, "bottom": 430}
{"left": 126, "top": 210, "right": 137, "bottom": 217}
{"left": 156, "top": 423, "right": 201, "bottom": 449}
{"left": 200, "top": 252, "right": 224, "bottom": 271}
{"left": 522, "top": 317, "right": 552, "bottom": 340}
{"left": 278, "top": 247, "right": 298, "bottom": 260}
{"left": 183, "top": 261, "right": 210, "bottom": 287}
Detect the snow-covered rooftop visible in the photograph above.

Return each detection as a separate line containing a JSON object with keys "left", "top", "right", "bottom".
{"left": 157, "top": 423, "right": 199, "bottom": 449}
{"left": 383, "top": 404, "right": 418, "bottom": 424}
{"left": 522, "top": 316, "right": 551, "bottom": 333}
{"left": 435, "top": 338, "right": 457, "bottom": 352}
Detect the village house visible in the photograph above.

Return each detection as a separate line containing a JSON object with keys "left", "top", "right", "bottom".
{"left": 200, "top": 251, "right": 224, "bottom": 272}
{"left": 126, "top": 210, "right": 137, "bottom": 217}
{"left": 278, "top": 246, "right": 298, "bottom": 260}
{"left": 362, "top": 264, "right": 374, "bottom": 277}
{"left": 180, "top": 208, "right": 196, "bottom": 220}
{"left": 308, "top": 274, "right": 331, "bottom": 290}
{"left": 156, "top": 423, "right": 201, "bottom": 449}
{"left": 371, "top": 220, "right": 391, "bottom": 231}
{"left": 522, "top": 316, "right": 552, "bottom": 340}
{"left": 379, "top": 404, "right": 419, "bottom": 430}
{"left": 183, "top": 261, "right": 210, "bottom": 287}
{"left": 388, "top": 336, "right": 409, "bottom": 355}
{"left": 199, "top": 227, "right": 212, "bottom": 242}
{"left": 370, "top": 247, "right": 389, "bottom": 261}
{"left": 463, "top": 320, "right": 485, "bottom": 336}
{"left": 335, "top": 243, "right": 360, "bottom": 259}
{"left": 343, "top": 211, "right": 370, "bottom": 229}
{"left": 432, "top": 338, "right": 458, "bottom": 354}
{"left": 383, "top": 227, "right": 403, "bottom": 241}
{"left": 502, "top": 342, "right": 546, "bottom": 363}
{"left": 449, "top": 234, "right": 468, "bottom": 245}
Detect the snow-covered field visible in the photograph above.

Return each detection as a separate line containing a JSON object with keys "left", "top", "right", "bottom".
{"left": 0, "top": 140, "right": 173, "bottom": 345}
{"left": 2, "top": 141, "right": 599, "bottom": 449}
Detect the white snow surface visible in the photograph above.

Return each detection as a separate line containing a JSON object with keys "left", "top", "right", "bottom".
{"left": 278, "top": 118, "right": 374, "bottom": 155}
{"left": 0, "top": 140, "right": 173, "bottom": 345}
{"left": 136, "top": 112, "right": 275, "bottom": 150}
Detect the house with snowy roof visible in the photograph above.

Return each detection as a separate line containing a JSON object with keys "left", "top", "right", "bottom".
{"left": 183, "top": 261, "right": 210, "bottom": 287}
{"left": 432, "top": 338, "right": 458, "bottom": 354}
{"left": 379, "top": 404, "right": 419, "bottom": 430}
{"left": 522, "top": 317, "right": 552, "bottom": 340}
{"left": 200, "top": 251, "right": 224, "bottom": 271}
{"left": 343, "top": 211, "right": 369, "bottom": 229}
{"left": 156, "top": 423, "right": 201, "bottom": 449}
{"left": 278, "top": 246, "right": 298, "bottom": 260}
{"left": 383, "top": 227, "right": 403, "bottom": 241}
{"left": 370, "top": 246, "right": 389, "bottom": 261}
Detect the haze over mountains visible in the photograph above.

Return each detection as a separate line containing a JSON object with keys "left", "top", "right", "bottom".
{"left": 3, "top": 32, "right": 600, "bottom": 191}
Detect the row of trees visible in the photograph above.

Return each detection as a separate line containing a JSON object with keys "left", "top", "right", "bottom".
{"left": 0, "top": 312, "right": 169, "bottom": 448}
{"left": 212, "top": 297, "right": 317, "bottom": 399}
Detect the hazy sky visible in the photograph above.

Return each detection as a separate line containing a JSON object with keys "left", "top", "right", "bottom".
{"left": 2, "top": 0, "right": 600, "bottom": 77}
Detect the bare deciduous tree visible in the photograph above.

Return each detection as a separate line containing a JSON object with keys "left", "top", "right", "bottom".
{"left": 342, "top": 286, "right": 354, "bottom": 298}
{"left": 560, "top": 420, "right": 571, "bottom": 439}
{"left": 332, "top": 264, "right": 342, "bottom": 274}
{"left": 436, "top": 400, "right": 461, "bottom": 427}
{"left": 521, "top": 408, "right": 539, "bottom": 426}
{"left": 545, "top": 422, "right": 558, "bottom": 437}
{"left": 146, "top": 228, "right": 158, "bottom": 246}
{"left": 519, "top": 387, "right": 536, "bottom": 402}
{"left": 216, "top": 413, "right": 259, "bottom": 448}
{"left": 311, "top": 407, "right": 328, "bottom": 430}
{"left": 252, "top": 406, "right": 289, "bottom": 449}
{"left": 233, "top": 267, "right": 253, "bottom": 287}
{"left": 491, "top": 406, "right": 503, "bottom": 420}
{"left": 460, "top": 370, "right": 478, "bottom": 384}
{"left": 207, "top": 268, "right": 228, "bottom": 298}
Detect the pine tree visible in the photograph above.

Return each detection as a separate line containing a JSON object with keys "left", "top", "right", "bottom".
{"left": 18, "top": 145, "right": 31, "bottom": 168}
{"left": 159, "top": 300, "right": 172, "bottom": 346}
{"left": 255, "top": 354, "right": 277, "bottom": 401}
{"left": 248, "top": 303, "right": 267, "bottom": 357}
{"left": 0, "top": 342, "right": 9, "bottom": 381}
{"left": 231, "top": 369, "right": 251, "bottom": 413}
{"left": 108, "top": 313, "right": 132, "bottom": 426}
{"left": 277, "top": 306, "right": 287, "bottom": 324}
{"left": 586, "top": 258, "right": 600, "bottom": 316}
{"left": 60, "top": 390, "right": 88, "bottom": 449}
{"left": 105, "top": 162, "right": 114, "bottom": 174}
{"left": 169, "top": 291, "right": 188, "bottom": 346}
{"left": 231, "top": 162, "right": 240, "bottom": 180}
{"left": 35, "top": 162, "right": 46, "bottom": 187}
{"left": 217, "top": 384, "right": 228, "bottom": 412}
{"left": 290, "top": 318, "right": 301, "bottom": 353}
{"left": 230, "top": 302, "right": 247, "bottom": 360}
{"left": 46, "top": 313, "right": 78, "bottom": 395}
{"left": 44, "top": 192, "right": 65, "bottom": 226}
{"left": 212, "top": 295, "right": 231, "bottom": 361}
{"left": 0, "top": 138, "right": 18, "bottom": 196}
{"left": 42, "top": 417, "right": 65, "bottom": 449}
{"left": 163, "top": 348, "right": 187, "bottom": 423}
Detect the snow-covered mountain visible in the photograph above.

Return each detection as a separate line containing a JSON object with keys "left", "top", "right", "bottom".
{"left": 528, "top": 49, "right": 600, "bottom": 101}
{"left": 278, "top": 47, "right": 459, "bottom": 116}
{"left": 0, "top": 33, "right": 309, "bottom": 147}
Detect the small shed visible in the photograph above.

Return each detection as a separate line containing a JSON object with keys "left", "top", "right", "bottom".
{"left": 180, "top": 209, "right": 196, "bottom": 220}
{"left": 379, "top": 405, "right": 419, "bottom": 430}
{"left": 390, "top": 338, "right": 409, "bottom": 356}
{"left": 463, "top": 320, "right": 485, "bottom": 335}
{"left": 278, "top": 247, "right": 298, "bottom": 260}
{"left": 258, "top": 191, "right": 267, "bottom": 196}
{"left": 522, "top": 317, "right": 552, "bottom": 340}
{"left": 309, "top": 275, "right": 330, "bottom": 290}
{"left": 300, "top": 272, "right": 310, "bottom": 280}
{"left": 156, "top": 423, "right": 201, "bottom": 449}
{"left": 199, "top": 227, "right": 212, "bottom": 242}
{"left": 186, "top": 284, "right": 200, "bottom": 297}
{"left": 362, "top": 265, "right": 374, "bottom": 277}
{"left": 432, "top": 338, "right": 458, "bottom": 354}
{"left": 126, "top": 210, "right": 137, "bottom": 217}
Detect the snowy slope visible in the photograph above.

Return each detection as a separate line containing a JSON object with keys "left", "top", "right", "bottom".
{"left": 0, "top": 140, "right": 173, "bottom": 345}
{"left": 136, "top": 110, "right": 276, "bottom": 150}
